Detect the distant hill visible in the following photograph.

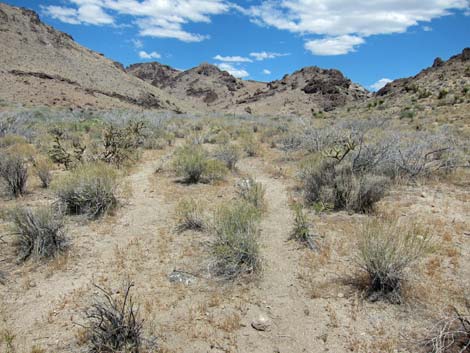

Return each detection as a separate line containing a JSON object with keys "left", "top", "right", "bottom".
{"left": 0, "top": 3, "right": 183, "bottom": 111}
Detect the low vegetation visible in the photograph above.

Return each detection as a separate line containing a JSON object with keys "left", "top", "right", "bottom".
{"left": 56, "top": 162, "right": 118, "bottom": 219}
{"left": 11, "top": 206, "right": 67, "bottom": 262}
{"left": 82, "top": 283, "right": 143, "bottom": 353}
{"left": 235, "top": 177, "right": 265, "bottom": 211}
{"left": 356, "top": 218, "right": 431, "bottom": 303}
{"left": 0, "top": 152, "right": 28, "bottom": 197}
{"left": 175, "top": 198, "right": 205, "bottom": 232}
{"left": 210, "top": 201, "right": 261, "bottom": 279}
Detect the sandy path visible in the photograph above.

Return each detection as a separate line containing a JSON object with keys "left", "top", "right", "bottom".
{"left": 236, "top": 158, "right": 327, "bottom": 353}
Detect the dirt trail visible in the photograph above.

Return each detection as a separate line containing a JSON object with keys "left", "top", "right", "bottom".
{"left": 236, "top": 158, "right": 327, "bottom": 353}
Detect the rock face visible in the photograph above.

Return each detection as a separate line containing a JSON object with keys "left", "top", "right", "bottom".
{"left": 0, "top": 3, "right": 182, "bottom": 111}
{"left": 128, "top": 61, "right": 367, "bottom": 116}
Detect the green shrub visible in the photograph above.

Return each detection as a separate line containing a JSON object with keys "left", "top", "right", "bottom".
{"left": 438, "top": 89, "right": 449, "bottom": 99}
{"left": 211, "top": 201, "right": 261, "bottom": 279}
{"left": 236, "top": 177, "right": 265, "bottom": 211}
{"left": 0, "top": 153, "right": 28, "bottom": 197}
{"left": 357, "top": 218, "right": 431, "bottom": 303}
{"left": 173, "top": 145, "right": 208, "bottom": 183}
{"left": 11, "top": 206, "right": 67, "bottom": 261}
{"left": 175, "top": 198, "right": 205, "bottom": 232}
{"left": 56, "top": 163, "right": 118, "bottom": 219}
{"left": 214, "top": 143, "right": 241, "bottom": 170}
{"left": 173, "top": 145, "right": 228, "bottom": 183}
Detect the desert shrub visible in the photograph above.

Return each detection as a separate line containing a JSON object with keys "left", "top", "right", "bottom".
{"left": 0, "top": 134, "right": 27, "bottom": 148}
{"left": 211, "top": 201, "right": 261, "bottom": 279}
{"left": 438, "top": 89, "right": 449, "bottom": 99}
{"left": 424, "top": 306, "right": 470, "bottom": 353}
{"left": 289, "top": 204, "right": 317, "bottom": 250}
{"left": 240, "top": 134, "right": 260, "bottom": 157}
{"left": 49, "top": 128, "right": 85, "bottom": 169}
{"left": 236, "top": 177, "right": 265, "bottom": 211}
{"left": 204, "top": 159, "right": 228, "bottom": 182}
{"left": 11, "top": 206, "right": 67, "bottom": 262}
{"left": 300, "top": 158, "right": 389, "bottom": 213}
{"left": 173, "top": 145, "right": 228, "bottom": 183}
{"left": 357, "top": 218, "right": 431, "bottom": 303}
{"left": 101, "top": 121, "right": 145, "bottom": 166}
{"left": 83, "top": 283, "right": 143, "bottom": 353}
{"left": 0, "top": 153, "right": 28, "bottom": 197}
{"left": 175, "top": 199, "right": 205, "bottom": 232}
{"left": 33, "top": 157, "right": 53, "bottom": 188}
{"left": 214, "top": 143, "right": 240, "bottom": 170}
{"left": 56, "top": 163, "right": 118, "bottom": 219}
{"left": 173, "top": 145, "right": 208, "bottom": 183}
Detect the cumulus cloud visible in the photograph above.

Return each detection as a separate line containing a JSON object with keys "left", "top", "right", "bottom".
{"left": 263, "top": 69, "right": 271, "bottom": 74}
{"left": 249, "top": 51, "right": 289, "bottom": 60}
{"left": 305, "top": 35, "right": 364, "bottom": 55}
{"left": 132, "top": 39, "right": 144, "bottom": 48}
{"left": 138, "top": 50, "right": 161, "bottom": 59}
{"left": 216, "top": 63, "right": 249, "bottom": 78}
{"left": 247, "top": 0, "right": 468, "bottom": 55}
{"left": 370, "top": 78, "right": 393, "bottom": 91}
{"left": 43, "top": 0, "right": 229, "bottom": 42}
{"left": 214, "top": 55, "right": 253, "bottom": 62}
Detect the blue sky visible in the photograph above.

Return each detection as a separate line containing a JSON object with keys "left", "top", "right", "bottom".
{"left": 4, "top": 0, "right": 470, "bottom": 90}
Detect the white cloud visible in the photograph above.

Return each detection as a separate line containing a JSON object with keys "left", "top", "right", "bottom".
{"left": 214, "top": 55, "right": 253, "bottom": 62}
{"left": 249, "top": 51, "right": 289, "bottom": 60}
{"left": 304, "top": 35, "right": 364, "bottom": 55}
{"left": 138, "top": 50, "right": 161, "bottom": 59}
{"left": 422, "top": 26, "right": 433, "bottom": 31}
{"left": 132, "top": 39, "right": 143, "bottom": 48}
{"left": 370, "top": 78, "right": 393, "bottom": 91}
{"left": 263, "top": 69, "right": 271, "bottom": 74}
{"left": 216, "top": 63, "right": 249, "bottom": 78}
{"left": 43, "top": 0, "right": 229, "bottom": 42}
{"left": 248, "top": 0, "right": 468, "bottom": 55}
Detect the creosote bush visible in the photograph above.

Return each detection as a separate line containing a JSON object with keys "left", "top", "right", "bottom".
{"left": 236, "top": 177, "right": 265, "bottom": 211}
{"left": 357, "top": 218, "right": 431, "bottom": 303}
{"left": 173, "top": 144, "right": 228, "bottom": 183}
{"left": 83, "top": 282, "right": 143, "bottom": 353}
{"left": 0, "top": 153, "right": 28, "bottom": 197}
{"left": 211, "top": 201, "right": 261, "bottom": 279}
{"left": 56, "top": 162, "right": 118, "bottom": 219}
{"left": 11, "top": 206, "right": 67, "bottom": 262}
{"left": 175, "top": 198, "right": 205, "bottom": 232}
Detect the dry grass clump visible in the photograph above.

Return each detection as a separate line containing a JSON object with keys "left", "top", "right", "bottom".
{"left": 240, "top": 133, "right": 260, "bottom": 157}
{"left": 289, "top": 204, "right": 317, "bottom": 250}
{"left": 56, "top": 162, "right": 118, "bottom": 219}
{"left": 356, "top": 218, "right": 431, "bottom": 303}
{"left": 10, "top": 206, "right": 67, "bottom": 262}
{"left": 213, "top": 143, "right": 241, "bottom": 170}
{"left": 173, "top": 144, "right": 228, "bottom": 183}
{"left": 33, "top": 157, "right": 53, "bottom": 188}
{"left": 424, "top": 306, "right": 470, "bottom": 353}
{"left": 236, "top": 177, "right": 265, "bottom": 211}
{"left": 82, "top": 283, "right": 144, "bottom": 353}
{"left": 175, "top": 198, "right": 205, "bottom": 232}
{"left": 0, "top": 152, "right": 28, "bottom": 197}
{"left": 210, "top": 201, "right": 261, "bottom": 280}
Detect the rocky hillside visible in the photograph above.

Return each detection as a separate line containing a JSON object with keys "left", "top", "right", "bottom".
{"left": 128, "top": 61, "right": 368, "bottom": 116}
{"left": 377, "top": 48, "right": 470, "bottom": 102}
{"left": 0, "top": 3, "right": 182, "bottom": 111}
